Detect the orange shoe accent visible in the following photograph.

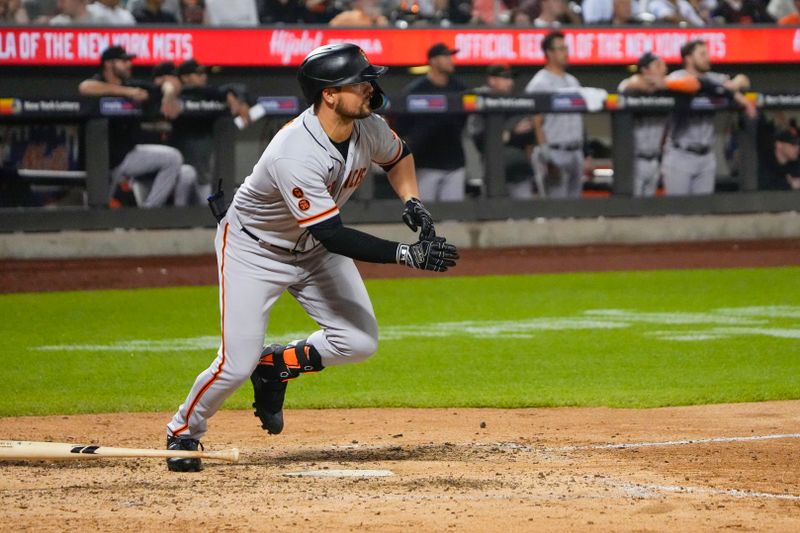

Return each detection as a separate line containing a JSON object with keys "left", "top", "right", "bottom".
{"left": 283, "top": 347, "right": 300, "bottom": 369}
{"left": 172, "top": 222, "right": 230, "bottom": 437}
{"left": 258, "top": 353, "right": 274, "bottom": 366}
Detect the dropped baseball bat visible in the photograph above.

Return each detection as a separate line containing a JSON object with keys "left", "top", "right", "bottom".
{"left": 0, "top": 440, "right": 239, "bottom": 463}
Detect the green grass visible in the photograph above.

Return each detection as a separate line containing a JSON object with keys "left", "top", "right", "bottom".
{"left": 2, "top": 267, "right": 799, "bottom": 416}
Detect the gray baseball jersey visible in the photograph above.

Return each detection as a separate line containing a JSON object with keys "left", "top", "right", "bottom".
{"left": 167, "top": 106, "right": 403, "bottom": 440}
{"left": 524, "top": 69, "right": 583, "bottom": 145}
{"left": 666, "top": 69, "right": 729, "bottom": 148}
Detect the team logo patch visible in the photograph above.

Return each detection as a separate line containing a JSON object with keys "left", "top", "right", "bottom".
{"left": 292, "top": 187, "right": 304, "bottom": 198}
{"left": 298, "top": 199, "right": 311, "bottom": 211}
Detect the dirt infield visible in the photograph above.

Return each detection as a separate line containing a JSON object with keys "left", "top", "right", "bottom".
{"left": 1, "top": 403, "right": 799, "bottom": 531}
{"left": 2, "top": 240, "right": 800, "bottom": 531}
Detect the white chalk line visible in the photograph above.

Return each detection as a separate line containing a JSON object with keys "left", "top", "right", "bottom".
{"left": 612, "top": 481, "right": 800, "bottom": 501}
{"left": 29, "top": 305, "right": 800, "bottom": 352}
{"left": 559, "top": 433, "right": 800, "bottom": 451}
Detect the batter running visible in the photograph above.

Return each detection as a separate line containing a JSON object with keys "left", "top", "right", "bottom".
{"left": 165, "top": 43, "right": 459, "bottom": 471}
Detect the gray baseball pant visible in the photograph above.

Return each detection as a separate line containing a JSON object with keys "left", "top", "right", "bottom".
{"left": 661, "top": 147, "right": 716, "bottom": 195}
{"left": 633, "top": 157, "right": 660, "bottom": 197}
{"left": 167, "top": 218, "right": 379, "bottom": 440}
{"left": 532, "top": 148, "right": 583, "bottom": 198}
{"left": 416, "top": 167, "right": 466, "bottom": 202}
{"left": 112, "top": 144, "right": 184, "bottom": 208}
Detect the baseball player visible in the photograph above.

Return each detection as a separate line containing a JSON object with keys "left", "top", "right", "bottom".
{"left": 524, "top": 31, "right": 585, "bottom": 198}
{"left": 164, "top": 43, "right": 459, "bottom": 472}
{"left": 617, "top": 52, "right": 703, "bottom": 196}
{"left": 661, "top": 39, "right": 757, "bottom": 195}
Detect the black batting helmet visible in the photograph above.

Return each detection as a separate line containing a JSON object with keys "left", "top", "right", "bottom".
{"left": 297, "top": 43, "right": 388, "bottom": 108}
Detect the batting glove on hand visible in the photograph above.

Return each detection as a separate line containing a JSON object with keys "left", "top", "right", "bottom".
{"left": 397, "top": 236, "right": 459, "bottom": 272}
{"left": 402, "top": 197, "right": 435, "bottom": 240}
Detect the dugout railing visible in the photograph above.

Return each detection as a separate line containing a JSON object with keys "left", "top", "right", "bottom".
{"left": 1, "top": 91, "right": 799, "bottom": 233}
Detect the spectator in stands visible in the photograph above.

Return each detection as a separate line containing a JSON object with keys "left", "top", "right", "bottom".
{"left": 466, "top": 64, "right": 537, "bottom": 199}
{"left": 534, "top": 0, "right": 567, "bottom": 25}
{"left": 133, "top": 0, "right": 180, "bottom": 23}
{"left": 79, "top": 46, "right": 194, "bottom": 208}
{"left": 205, "top": 0, "right": 258, "bottom": 24}
{"left": 128, "top": 0, "right": 182, "bottom": 21}
{"left": 647, "top": 0, "right": 707, "bottom": 25}
{"left": 661, "top": 40, "right": 757, "bottom": 196}
{"left": 329, "top": 0, "right": 388, "bottom": 25}
{"left": 524, "top": 31, "right": 586, "bottom": 199}
{"left": 87, "top": 0, "right": 136, "bottom": 24}
{"left": 395, "top": 42, "right": 467, "bottom": 202}
{"left": 0, "top": 0, "right": 30, "bottom": 23}
{"left": 180, "top": 0, "right": 205, "bottom": 23}
{"left": 581, "top": 0, "right": 614, "bottom": 23}
{"left": 50, "top": 0, "right": 98, "bottom": 24}
{"left": 777, "top": 0, "right": 800, "bottom": 23}
{"left": 303, "top": 0, "right": 341, "bottom": 23}
{"left": 508, "top": 7, "right": 532, "bottom": 24}
{"left": 470, "top": 0, "right": 510, "bottom": 24}
{"left": 258, "top": 0, "right": 307, "bottom": 23}
{"left": 168, "top": 59, "right": 250, "bottom": 204}
{"left": 758, "top": 122, "right": 800, "bottom": 190}
{"left": 711, "top": 0, "right": 772, "bottom": 22}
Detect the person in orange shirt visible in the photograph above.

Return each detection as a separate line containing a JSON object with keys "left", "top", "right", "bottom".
{"left": 328, "top": 0, "right": 388, "bottom": 25}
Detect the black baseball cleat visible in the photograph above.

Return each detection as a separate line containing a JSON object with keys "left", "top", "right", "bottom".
{"left": 251, "top": 344, "right": 288, "bottom": 435}
{"left": 166, "top": 435, "right": 204, "bottom": 472}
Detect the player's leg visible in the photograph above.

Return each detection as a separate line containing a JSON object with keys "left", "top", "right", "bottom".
{"left": 438, "top": 167, "right": 466, "bottom": 202}
{"left": 116, "top": 145, "right": 183, "bottom": 207}
{"left": 691, "top": 152, "right": 716, "bottom": 195}
{"left": 564, "top": 150, "right": 584, "bottom": 198}
{"left": 545, "top": 149, "right": 570, "bottom": 198}
{"left": 415, "top": 168, "right": 441, "bottom": 202}
{"left": 634, "top": 158, "right": 659, "bottom": 197}
{"left": 661, "top": 147, "right": 692, "bottom": 196}
{"left": 173, "top": 164, "right": 198, "bottom": 207}
{"left": 167, "top": 225, "right": 289, "bottom": 461}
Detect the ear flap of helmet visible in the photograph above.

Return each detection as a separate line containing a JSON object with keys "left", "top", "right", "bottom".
{"left": 369, "top": 81, "right": 388, "bottom": 111}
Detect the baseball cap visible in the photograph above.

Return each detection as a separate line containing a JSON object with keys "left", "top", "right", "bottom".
{"left": 427, "top": 42, "right": 459, "bottom": 60}
{"left": 486, "top": 63, "right": 513, "bottom": 78}
{"left": 100, "top": 45, "right": 136, "bottom": 63}
{"left": 636, "top": 51, "right": 659, "bottom": 70}
{"left": 177, "top": 59, "right": 206, "bottom": 76}
{"left": 775, "top": 128, "right": 800, "bottom": 145}
{"left": 152, "top": 61, "right": 176, "bottom": 78}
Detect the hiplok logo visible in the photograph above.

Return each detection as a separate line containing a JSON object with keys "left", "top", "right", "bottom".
{"left": 270, "top": 30, "right": 323, "bottom": 65}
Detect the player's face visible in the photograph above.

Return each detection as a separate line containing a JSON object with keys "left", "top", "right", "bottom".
{"left": 333, "top": 81, "right": 373, "bottom": 119}
{"left": 111, "top": 58, "right": 132, "bottom": 80}
{"left": 688, "top": 45, "right": 710, "bottom": 73}
{"left": 644, "top": 58, "right": 667, "bottom": 78}
{"left": 546, "top": 38, "right": 569, "bottom": 68}
{"left": 488, "top": 75, "right": 513, "bottom": 95}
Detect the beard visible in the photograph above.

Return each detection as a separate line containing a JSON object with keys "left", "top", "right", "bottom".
{"left": 335, "top": 99, "right": 371, "bottom": 119}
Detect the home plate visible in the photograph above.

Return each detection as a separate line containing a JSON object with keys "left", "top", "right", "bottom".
{"left": 284, "top": 469, "right": 394, "bottom": 478}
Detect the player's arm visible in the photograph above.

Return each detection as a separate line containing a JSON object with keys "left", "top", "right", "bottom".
{"left": 78, "top": 79, "right": 149, "bottom": 102}
{"left": 307, "top": 215, "right": 458, "bottom": 272}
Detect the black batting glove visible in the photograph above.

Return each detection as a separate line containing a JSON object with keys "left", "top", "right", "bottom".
{"left": 401, "top": 197, "right": 435, "bottom": 240}
{"left": 396, "top": 236, "right": 459, "bottom": 272}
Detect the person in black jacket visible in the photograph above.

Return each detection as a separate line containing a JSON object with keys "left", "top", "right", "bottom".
{"left": 395, "top": 43, "right": 467, "bottom": 202}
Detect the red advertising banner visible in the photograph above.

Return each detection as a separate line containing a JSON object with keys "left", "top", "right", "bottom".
{"left": 0, "top": 27, "right": 798, "bottom": 67}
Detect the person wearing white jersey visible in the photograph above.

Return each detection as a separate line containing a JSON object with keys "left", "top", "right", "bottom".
{"left": 164, "top": 43, "right": 459, "bottom": 472}
{"left": 525, "top": 31, "right": 585, "bottom": 198}
{"left": 661, "top": 39, "right": 756, "bottom": 195}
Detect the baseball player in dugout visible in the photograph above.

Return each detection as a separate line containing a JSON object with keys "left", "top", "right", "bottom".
{"left": 78, "top": 45, "right": 196, "bottom": 208}
{"left": 617, "top": 52, "right": 707, "bottom": 197}
{"left": 164, "top": 43, "right": 459, "bottom": 472}
{"left": 524, "top": 31, "right": 586, "bottom": 199}
{"left": 661, "top": 39, "right": 757, "bottom": 196}
{"left": 395, "top": 43, "right": 467, "bottom": 202}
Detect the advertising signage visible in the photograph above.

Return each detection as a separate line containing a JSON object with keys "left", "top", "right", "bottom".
{"left": 1, "top": 27, "right": 798, "bottom": 67}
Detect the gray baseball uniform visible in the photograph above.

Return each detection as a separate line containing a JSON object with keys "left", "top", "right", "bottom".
{"left": 617, "top": 78, "right": 668, "bottom": 197}
{"left": 525, "top": 69, "right": 584, "bottom": 198}
{"left": 167, "top": 107, "right": 405, "bottom": 440}
{"left": 661, "top": 69, "right": 728, "bottom": 195}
